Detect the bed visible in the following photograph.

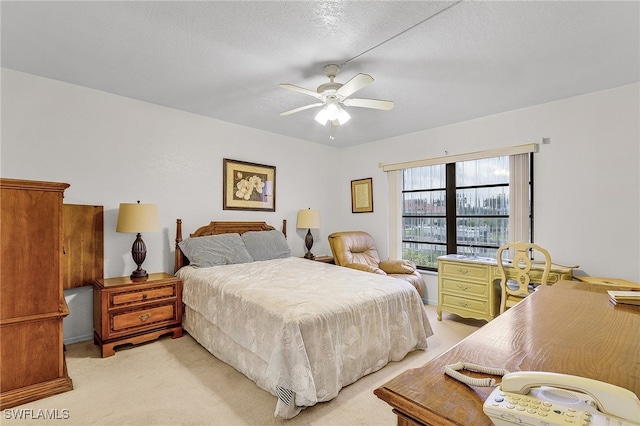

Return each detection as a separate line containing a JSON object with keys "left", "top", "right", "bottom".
{"left": 173, "top": 219, "right": 434, "bottom": 419}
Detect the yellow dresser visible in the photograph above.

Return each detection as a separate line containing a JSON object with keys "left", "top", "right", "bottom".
{"left": 437, "top": 255, "right": 574, "bottom": 322}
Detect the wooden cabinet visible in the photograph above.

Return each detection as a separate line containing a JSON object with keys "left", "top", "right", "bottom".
{"left": 437, "top": 255, "right": 574, "bottom": 322}
{"left": 63, "top": 204, "right": 104, "bottom": 289}
{"left": 0, "top": 178, "right": 73, "bottom": 409}
{"left": 93, "top": 273, "right": 183, "bottom": 357}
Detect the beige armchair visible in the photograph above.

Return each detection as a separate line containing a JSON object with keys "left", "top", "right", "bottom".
{"left": 328, "top": 231, "right": 424, "bottom": 297}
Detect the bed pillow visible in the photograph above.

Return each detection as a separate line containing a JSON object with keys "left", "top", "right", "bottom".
{"left": 241, "top": 230, "right": 291, "bottom": 261}
{"left": 178, "top": 233, "right": 253, "bottom": 267}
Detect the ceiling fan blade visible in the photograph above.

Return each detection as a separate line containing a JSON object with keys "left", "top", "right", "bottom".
{"left": 336, "top": 73, "right": 374, "bottom": 98}
{"left": 279, "top": 83, "right": 323, "bottom": 100}
{"left": 280, "top": 102, "right": 324, "bottom": 116}
{"left": 343, "top": 98, "right": 395, "bottom": 110}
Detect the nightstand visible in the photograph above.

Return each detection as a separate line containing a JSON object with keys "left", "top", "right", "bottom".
{"left": 93, "top": 272, "right": 183, "bottom": 357}
{"left": 309, "top": 255, "right": 335, "bottom": 264}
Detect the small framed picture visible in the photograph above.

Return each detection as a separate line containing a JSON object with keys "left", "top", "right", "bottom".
{"left": 351, "top": 178, "right": 373, "bottom": 213}
{"left": 223, "top": 158, "right": 276, "bottom": 211}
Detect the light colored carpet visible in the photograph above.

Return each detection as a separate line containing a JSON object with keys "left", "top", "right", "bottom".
{"left": 3, "top": 305, "right": 482, "bottom": 426}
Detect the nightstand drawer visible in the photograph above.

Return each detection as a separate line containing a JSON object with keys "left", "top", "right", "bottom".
{"left": 111, "top": 304, "right": 177, "bottom": 333}
{"left": 110, "top": 285, "right": 176, "bottom": 307}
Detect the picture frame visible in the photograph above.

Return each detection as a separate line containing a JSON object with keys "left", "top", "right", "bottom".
{"left": 351, "top": 177, "right": 373, "bottom": 213}
{"left": 223, "top": 158, "right": 276, "bottom": 211}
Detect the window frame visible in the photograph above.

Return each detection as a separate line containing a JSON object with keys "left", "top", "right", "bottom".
{"left": 401, "top": 154, "right": 533, "bottom": 272}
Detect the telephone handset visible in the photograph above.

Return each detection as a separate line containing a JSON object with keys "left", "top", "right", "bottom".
{"left": 483, "top": 371, "right": 640, "bottom": 425}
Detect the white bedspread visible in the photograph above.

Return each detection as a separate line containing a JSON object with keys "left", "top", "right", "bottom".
{"left": 177, "top": 257, "right": 433, "bottom": 418}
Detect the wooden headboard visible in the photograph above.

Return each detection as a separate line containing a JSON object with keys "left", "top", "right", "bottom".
{"left": 174, "top": 219, "right": 287, "bottom": 273}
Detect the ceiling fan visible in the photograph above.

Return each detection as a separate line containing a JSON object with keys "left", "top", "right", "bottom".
{"left": 279, "top": 64, "right": 395, "bottom": 127}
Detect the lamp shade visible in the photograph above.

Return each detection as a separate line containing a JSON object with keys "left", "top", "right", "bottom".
{"left": 297, "top": 209, "right": 321, "bottom": 229}
{"left": 116, "top": 203, "right": 160, "bottom": 233}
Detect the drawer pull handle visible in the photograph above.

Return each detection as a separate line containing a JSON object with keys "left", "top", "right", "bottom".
{"left": 142, "top": 293, "right": 147, "bottom": 300}
{"left": 456, "top": 301, "right": 470, "bottom": 308}
{"left": 456, "top": 283, "right": 471, "bottom": 291}
{"left": 139, "top": 313, "right": 151, "bottom": 322}
{"left": 456, "top": 268, "right": 470, "bottom": 275}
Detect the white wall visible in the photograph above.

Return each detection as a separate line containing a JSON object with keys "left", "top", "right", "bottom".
{"left": 1, "top": 68, "right": 341, "bottom": 343}
{"left": 2, "top": 68, "right": 639, "bottom": 342}
{"left": 334, "top": 83, "right": 640, "bottom": 301}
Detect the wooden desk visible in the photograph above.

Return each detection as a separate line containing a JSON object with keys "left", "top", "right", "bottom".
{"left": 574, "top": 275, "right": 640, "bottom": 290}
{"left": 374, "top": 281, "right": 640, "bottom": 426}
{"left": 437, "top": 255, "right": 575, "bottom": 322}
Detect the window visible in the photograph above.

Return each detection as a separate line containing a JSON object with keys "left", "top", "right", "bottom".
{"left": 401, "top": 155, "right": 532, "bottom": 270}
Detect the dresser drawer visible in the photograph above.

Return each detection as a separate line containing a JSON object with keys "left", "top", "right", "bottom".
{"left": 439, "top": 261, "right": 490, "bottom": 282}
{"left": 111, "top": 303, "right": 177, "bottom": 333}
{"left": 493, "top": 267, "right": 572, "bottom": 285}
{"left": 440, "top": 293, "right": 490, "bottom": 316}
{"left": 440, "top": 277, "right": 489, "bottom": 299}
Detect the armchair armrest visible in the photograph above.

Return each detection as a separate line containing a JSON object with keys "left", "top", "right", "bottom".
{"left": 379, "top": 259, "right": 417, "bottom": 275}
{"left": 343, "top": 263, "right": 387, "bottom": 275}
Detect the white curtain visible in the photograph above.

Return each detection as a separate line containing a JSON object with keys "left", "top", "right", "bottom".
{"left": 509, "top": 153, "right": 530, "bottom": 243}
{"left": 387, "top": 170, "right": 402, "bottom": 260}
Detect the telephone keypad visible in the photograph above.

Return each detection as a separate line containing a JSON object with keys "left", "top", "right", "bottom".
{"left": 483, "top": 388, "right": 613, "bottom": 425}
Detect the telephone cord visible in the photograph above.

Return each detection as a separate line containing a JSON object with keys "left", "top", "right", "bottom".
{"left": 443, "top": 362, "right": 509, "bottom": 387}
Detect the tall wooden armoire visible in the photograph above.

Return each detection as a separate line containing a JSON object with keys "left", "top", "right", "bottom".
{"left": 0, "top": 178, "right": 73, "bottom": 409}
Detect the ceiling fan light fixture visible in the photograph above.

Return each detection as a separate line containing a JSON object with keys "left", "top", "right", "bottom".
{"left": 325, "top": 99, "right": 341, "bottom": 121}
{"left": 314, "top": 107, "right": 329, "bottom": 126}
{"left": 336, "top": 107, "right": 351, "bottom": 125}
{"left": 314, "top": 102, "right": 350, "bottom": 126}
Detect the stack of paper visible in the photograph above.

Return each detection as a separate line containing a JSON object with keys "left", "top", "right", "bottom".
{"left": 608, "top": 290, "right": 640, "bottom": 306}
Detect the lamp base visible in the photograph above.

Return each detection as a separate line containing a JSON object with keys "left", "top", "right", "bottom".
{"left": 130, "top": 268, "right": 148, "bottom": 281}
{"left": 304, "top": 228, "right": 315, "bottom": 260}
{"left": 130, "top": 233, "right": 148, "bottom": 281}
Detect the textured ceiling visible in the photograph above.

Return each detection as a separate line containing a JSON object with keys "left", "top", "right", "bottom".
{"left": 2, "top": 1, "right": 638, "bottom": 147}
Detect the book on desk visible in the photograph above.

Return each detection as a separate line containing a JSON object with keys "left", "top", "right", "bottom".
{"left": 608, "top": 290, "right": 640, "bottom": 306}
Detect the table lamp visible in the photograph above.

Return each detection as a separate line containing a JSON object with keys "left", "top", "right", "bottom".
{"left": 297, "top": 208, "right": 321, "bottom": 260}
{"left": 116, "top": 201, "right": 159, "bottom": 280}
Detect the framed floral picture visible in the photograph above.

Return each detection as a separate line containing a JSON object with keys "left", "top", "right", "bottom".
{"left": 223, "top": 158, "right": 276, "bottom": 211}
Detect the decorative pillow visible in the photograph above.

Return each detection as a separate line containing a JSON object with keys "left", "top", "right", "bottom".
{"left": 178, "top": 233, "right": 253, "bottom": 268}
{"left": 241, "top": 230, "right": 290, "bottom": 261}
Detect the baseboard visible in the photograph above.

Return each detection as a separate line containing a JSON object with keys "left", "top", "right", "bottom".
{"left": 64, "top": 333, "right": 94, "bottom": 345}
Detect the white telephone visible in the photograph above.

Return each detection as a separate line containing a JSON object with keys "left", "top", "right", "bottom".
{"left": 483, "top": 371, "right": 640, "bottom": 426}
